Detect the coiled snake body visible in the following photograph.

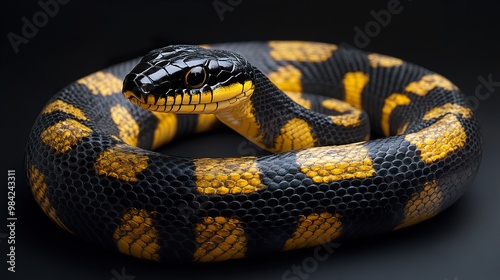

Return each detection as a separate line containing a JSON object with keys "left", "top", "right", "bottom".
{"left": 25, "top": 41, "right": 481, "bottom": 262}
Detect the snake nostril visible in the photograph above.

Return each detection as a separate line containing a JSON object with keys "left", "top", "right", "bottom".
{"left": 140, "top": 83, "right": 155, "bottom": 94}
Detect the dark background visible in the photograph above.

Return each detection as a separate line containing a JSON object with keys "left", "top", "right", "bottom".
{"left": 1, "top": 0, "right": 499, "bottom": 279}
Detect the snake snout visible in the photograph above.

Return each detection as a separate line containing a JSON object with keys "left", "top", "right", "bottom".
{"left": 122, "top": 73, "right": 161, "bottom": 105}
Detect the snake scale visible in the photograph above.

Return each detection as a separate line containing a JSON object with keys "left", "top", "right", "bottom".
{"left": 25, "top": 41, "right": 482, "bottom": 263}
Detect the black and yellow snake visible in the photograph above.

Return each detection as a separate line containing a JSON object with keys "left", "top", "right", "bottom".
{"left": 25, "top": 41, "right": 482, "bottom": 262}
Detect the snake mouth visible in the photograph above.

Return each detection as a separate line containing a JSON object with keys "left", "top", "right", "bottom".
{"left": 123, "top": 80, "right": 254, "bottom": 113}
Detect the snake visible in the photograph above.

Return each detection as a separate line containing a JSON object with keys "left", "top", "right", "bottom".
{"left": 25, "top": 41, "right": 482, "bottom": 263}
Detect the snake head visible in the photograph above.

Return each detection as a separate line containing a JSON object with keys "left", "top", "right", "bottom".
{"left": 123, "top": 45, "right": 255, "bottom": 113}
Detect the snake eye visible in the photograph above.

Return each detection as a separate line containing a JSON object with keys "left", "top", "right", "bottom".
{"left": 184, "top": 66, "right": 206, "bottom": 89}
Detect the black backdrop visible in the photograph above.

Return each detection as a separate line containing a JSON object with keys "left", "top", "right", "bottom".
{"left": 1, "top": 1, "right": 499, "bottom": 279}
